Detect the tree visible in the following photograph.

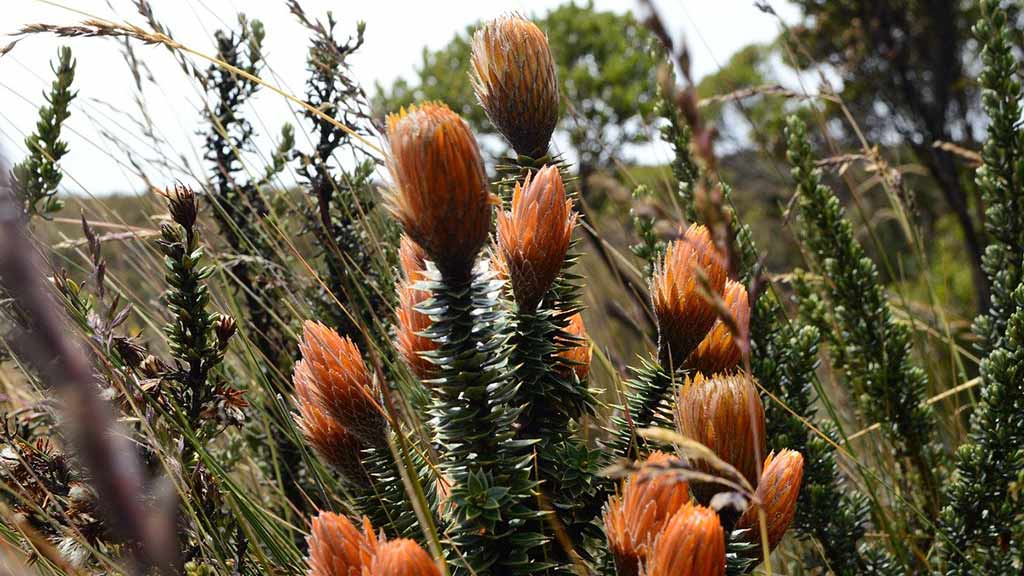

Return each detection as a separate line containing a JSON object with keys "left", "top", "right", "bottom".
{"left": 374, "top": 1, "right": 659, "bottom": 182}
{"left": 788, "top": 0, "right": 990, "bottom": 306}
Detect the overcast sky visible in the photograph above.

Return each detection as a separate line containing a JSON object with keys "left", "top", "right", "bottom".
{"left": 1, "top": 0, "right": 798, "bottom": 195}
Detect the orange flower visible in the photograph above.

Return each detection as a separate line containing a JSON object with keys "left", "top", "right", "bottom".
{"left": 297, "top": 321, "right": 384, "bottom": 446}
{"left": 386, "top": 103, "right": 494, "bottom": 278}
{"left": 307, "top": 512, "right": 380, "bottom": 576}
{"left": 398, "top": 234, "right": 429, "bottom": 283}
{"left": 496, "top": 165, "right": 576, "bottom": 309}
{"left": 604, "top": 451, "right": 690, "bottom": 576}
{"left": 471, "top": 14, "right": 559, "bottom": 158}
{"left": 737, "top": 449, "right": 804, "bottom": 550}
{"left": 369, "top": 539, "right": 440, "bottom": 576}
{"left": 395, "top": 281, "right": 437, "bottom": 381}
{"left": 558, "top": 312, "right": 591, "bottom": 382}
{"left": 686, "top": 279, "right": 750, "bottom": 376}
{"left": 294, "top": 375, "right": 366, "bottom": 484}
{"left": 646, "top": 503, "right": 726, "bottom": 576}
{"left": 674, "top": 372, "right": 766, "bottom": 502}
{"left": 651, "top": 224, "right": 727, "bottom": 370}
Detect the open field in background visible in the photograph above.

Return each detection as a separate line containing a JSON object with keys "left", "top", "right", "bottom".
{"left": 0, "top": 1, "right": 1021, "bottom": 575}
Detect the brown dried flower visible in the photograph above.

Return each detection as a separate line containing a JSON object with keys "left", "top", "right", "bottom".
{"left": 737, "top": 449, "right": 804, "bottom": 550}
{"left": 651, "top": 224, "right": 727, "bottom": 370}
{"left": 307, "top": 512, "right": 379, "bottom": 576}
{"left": 369, "top": 539, "right": 440, "bottom": 576}
{"left": 558, "top": 312, "right": 592, "bottom": 382}
{"left": 674, "top": 372, "right": 766, "bottom": 502}
{"left": 386, "top": 102, "right": 494, "bottom": 278}
{"left": 471, "top": 14, "right": 559, "bottom": 158}
{"left": 496, "top": 165, "right": 576, "bottom": 309}
{"left": 604, "top": 451, "right": 691, "bottom": 576}
{"left": 685, "top": 279, "right": 750, "bottom": 376}
{"left": 296, "top": 321, "right": 384, "bottom": 446}
{"left": 646, "top": 503, "right": 726, "bottom": 576}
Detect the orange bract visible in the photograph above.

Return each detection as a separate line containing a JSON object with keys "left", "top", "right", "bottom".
{"left": 651, "top": 224, "right": 727, "bottom": 370}
{"left": 686, "top": 279, "right": 750, "bottom": 376}
{"left": 386, "top": 103, "right": 493, "bottom": 278}
{"left": 369, "top": 539, "right": 441, "bottom": 576}
{"left": 398, "top": 234, "right": 429, "bottom": 283}
{"left": 395, "top": 281, "right": 437, "bottom": 381}
{"left": 604, "top": 451, "right": 690, "bottom": 576}
{"left": 296, "top": 321, "right": 384, "bottom": 446}
{"left": 471, "top": 14, "right": 559, "bottom": 158}
{"left": 294, "top": 372, "right": 366, "bottom": 484}
{"left": 496, "top": 165, "right": 576, "bottom": 309}
{"left": 674, "top": 372, "right": 766, "bottom": 501}
{"left": 559, "top": 312, "right": 592, "bottom": 382}
{"left": 307, "top": 513, "right": 379, "bottom": 576}
{"left": 646, "top": 503, "right": 726, "bottom": 576}
{"left": 737, "top": 449, "right": 804, "bottom": 550}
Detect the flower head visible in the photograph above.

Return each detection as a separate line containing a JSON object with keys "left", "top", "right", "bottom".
{"left": 651, "top": 224, "right": 727, "bottom": 370}
{"left": 386, "top": 103, "right": 494, "bottom": 278}
{"left": 369, "top": 539, "right": 440, "bottom": 576}
{"left": 294, "top": 374, "right": 366, "bottom": 484}
{"left": 646, "top": 503, "right": 726, "bottom": 576}
{"left": 471, "top": 14, "right": 559, "bottom": 158}
{"left": 674, "top": 372, "right": 766, "bottom": 502}
{"left": 307, "top": 512, "right": 379, "bottom": 576}
{"left": 558, "top": 312, "right": 591, "bottom": 382}
{"left": 737, "top": 449, "right": 804, "bottom": 550}
{"left": 604, "top": 451, "right": 691, "bottom": 576}
{"left": 296, "top": 321, "right": 384, "bottom": 446}
{"left": 686, "top": 279, "right": 750, "bottom": 376}
{"left": 496, "top": 165, "right": 576, "bottom": 309}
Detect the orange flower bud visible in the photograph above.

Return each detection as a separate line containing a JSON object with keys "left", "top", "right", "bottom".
{"left": 369, "top": 539, "right": 440, "bottom": 576}
{"left": 471, "top": 15, "right": 559, "bottom": 158}
{"left": 297, "top": 321, "right": 385, "bottom": 445}
{"left": 307, "top": 512, "right": 379, "bottom": 576}
{"left": 395, "top": 281, "right": 437, "bottom": 381}
{"left": 737, "top": 449, "right": 804, "bottom": 550}
{"left": 398, "top": 234, "right": 429, "bottom": 283}
{"left": 686, "top": 279, "right": 750, "bottom": 376}
{"left": 604, "top": 451, "right": 690, "bottom": 576}
{"left": 496, "top": 165, "right": 576, "bottom": 309}
{"left": 558, "top": 312, "right": 591, "bottom": 382}
{"left": 646, "top": 503, "right": 726, "bottom": 576}
{"left": 674, "top": 372, "right": 766, "bottom": 501}
{"left": 651, "top": 224, "right": 727, "bottom": 370}
{"left": 386, "top": 103, "right": 494, "bottom": 278}
{"left": 294, "top": 373, "right": 366, "bottom": 483}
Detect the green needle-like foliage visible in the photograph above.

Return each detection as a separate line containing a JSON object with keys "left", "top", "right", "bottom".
{"left": 420, "top": 262, "right": 545, "bottom": 574}
{"left": 785, "top": 116, "right": 942, "bottom": 519}
{"left": 11, "top": 46, "right": 76, "bottom": 220}
{"left": 939, "top": 3, "right": 1024, "bottom": 573}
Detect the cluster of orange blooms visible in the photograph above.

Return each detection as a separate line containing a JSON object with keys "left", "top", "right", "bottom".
{"left": 295, "top": 12, "right": 803, "bottom": 576}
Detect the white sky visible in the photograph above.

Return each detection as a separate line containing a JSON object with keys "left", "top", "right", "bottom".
{"left": 0, "top": 0, "right": 798, "bottom": 195}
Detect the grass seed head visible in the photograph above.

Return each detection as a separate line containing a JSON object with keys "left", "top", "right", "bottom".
{"left": 471, "top": 14, "right": 559, "bottom": 158}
